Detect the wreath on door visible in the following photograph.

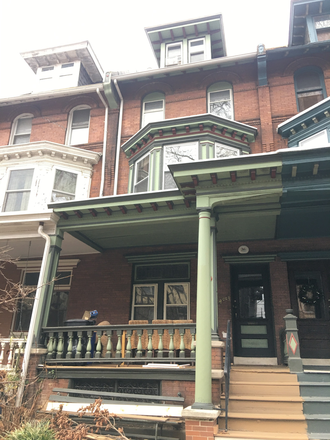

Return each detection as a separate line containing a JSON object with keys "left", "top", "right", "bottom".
{"left": 298, "top": 283, "right": 322, "bottom": 305}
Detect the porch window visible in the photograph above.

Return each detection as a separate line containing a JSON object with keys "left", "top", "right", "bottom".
{"left": 3, "top": 169, "right": 34, "bottom": 212}
{"left": 51, "top": 169, "right": 77, "bottom": 202}
{"left": 163, "top": 142, "right": 198, "bottom": 189}
{"left": 131, "top": 263, "right": 190, "bottom": 323}
{"left": 13, "top": 270, "right": 71, "bottom": 332}
{"left": 134, "top": 154, "right": 149, "bottom": 193}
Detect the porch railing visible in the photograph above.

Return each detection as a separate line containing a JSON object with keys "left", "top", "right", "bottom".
{"left": 0, "top": 337, "right": 26, "bottom": 371}
{"left": 41, "top": 322, "right": 196, "bottom": 365}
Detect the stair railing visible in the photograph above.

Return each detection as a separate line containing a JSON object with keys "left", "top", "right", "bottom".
{"left": 224, "top": 320, "right": 231, "bottom": 432}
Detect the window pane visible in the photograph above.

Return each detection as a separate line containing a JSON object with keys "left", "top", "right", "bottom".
{"left": 24, "top": 272, "right": 40, "bottom": 285}
{"left": 136, "top": 156, "right": 149, "bottom": 184}
{"left": 164, "top": 144, "right": 198, "bottom": 168}
{"left": 13, "top": 134, "right": 31, "bottom": 145}
{"left": 190, "top": 40, "right": 204, "bottom": 48}
{"left": 7, "top": 169, "right": 33, "bottom": 190}
{"left": 72, "top": 109, "right": 90, "bottom": 128}
{"left": 134, "top": 286, "right": 155, "bottom": 305}
{"left": 239, "top": 285, "right": 265, "bottom": 319}
{"left": 210, "top": 90, "right": 230, "bottom": 102}
{"left": 216, "top": 144, "right": 240, "bottom": 158}
{"left": 298, "top": 91, "right": 324, "bottom": 111}
{"left": 210, "top": 90, "right": 232, "bottom": 119}
{"left": 16, "top": 117, "right": 32, "bottom": 135}
{"left": 134, "top": 179, "right": 148, "bottom": 193}
{"left": 166, "top": 306, "right": 187, "bottom": 320}
{"left": 166, "top": 284, "right": 188, "bottom": 305}
{"left": 4, "top": 192, "right": 30, "bottom": 212}
{"left": 190, "top": 52, "right": 204, "bottom": 63}
{"left": 53, "top": 170, "right": 77, "bottom": 194}
{"left": 296, "top": 72, "right": 322, "bottom": 91}
{"left": 134, "top": 307, "right": 155, "bottom": 322}
{"left": 70, "top": 127, "right": 89, "bottom": 145}
{"left": 47, "top": 290, "right": 69, "bottom": 327}
{"left": 143, "top": 110, "right": 163, "bottom": 126}
{"left": 168, "top": 44, "right": 181, "bottom": 57}
{"left": 145, "top": 101, "right": 163, "bottom": 112}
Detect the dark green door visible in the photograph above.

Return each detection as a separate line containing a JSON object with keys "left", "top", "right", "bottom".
{"left": 231, "top": 265, "right": 275, "bottom": 358}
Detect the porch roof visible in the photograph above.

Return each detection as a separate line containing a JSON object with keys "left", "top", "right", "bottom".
{"left": 50, "top": 146, "right": 330, "bottom": 250}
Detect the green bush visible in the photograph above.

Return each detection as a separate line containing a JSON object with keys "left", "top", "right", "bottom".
{"left": 4, "top": 421, "right": 55, "bottom": 440}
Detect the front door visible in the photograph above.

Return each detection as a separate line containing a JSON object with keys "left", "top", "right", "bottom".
{"left": 231, "top": 265, "right": 275, "bottom": 358}
{"left": 288, "top": 261, "right": 330, "bottom": 359}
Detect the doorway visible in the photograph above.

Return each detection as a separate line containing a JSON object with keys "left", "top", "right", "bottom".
{"left": 231, "top": 265, "right": 276, "bottom": 358}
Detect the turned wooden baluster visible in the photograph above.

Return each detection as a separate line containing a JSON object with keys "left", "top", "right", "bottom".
{"left": 0, "top": 341, "right": 5, "bottom": 368}
{"left": 157, "top": 329, "right": 164, "bottom": 358}
{"left": 191, "top": 329, "right": 196, "bottom": 358}
{"left": 169, "top": 328, "right": 175, "bottom": 358}
{"left": 147, "top": 329, "right": 153, "bottom": 358}
{"left": 179, "top": 328, "right": 185, "bottom": 358}
{"left": 56, "top": 332, "right": 64, "bottom": 359}
{"left": 95, "top": 331, "right": 102, "bottom": 359}
{"left": 66, "top": 331, "right": 73, "bottom": 359}
{"left": 52, "top": 335, "right": 58, "bottom": 358}
{"left": 136, "top": 330, "right": 143, "bottom": 358}
{"left": 7, "top": 340, "right": 14, "bottom": 369}
{"left": 105, "top": 331, "right": 112, "bottom": 358}
{"left": 126, "top": 330, "right": 132, "bottom": 358}
{"left": 75, "top": 332, "right": 82, "bottom": 359}
{"left": 47, "top": 334, "right": 54, "bottom": 359}
{"left": 85, "top": 331, "right": 93, "bottom": 359}
{"left": 116, "top": 330, "right": 122, "bottom": 358}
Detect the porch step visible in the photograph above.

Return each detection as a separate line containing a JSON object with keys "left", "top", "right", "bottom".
{"left": 217, "top": 366, "right": 308, "bottom": 439}
{"left": 215, "top": 431, "right": 307, "bottom": 440}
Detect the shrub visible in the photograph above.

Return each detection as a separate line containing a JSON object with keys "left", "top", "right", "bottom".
{"left": 4, "top": 420, "right": 55, "bottom": 440}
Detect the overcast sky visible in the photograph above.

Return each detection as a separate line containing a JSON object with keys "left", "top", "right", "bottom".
{"left": 0, "top": 0, "right": 291, "bottom": 99}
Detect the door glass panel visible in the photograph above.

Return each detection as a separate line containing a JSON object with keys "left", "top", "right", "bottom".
{"left": 241, "top": 339, "right": 268, "bottom": 348}
{"left": 238, "top": 274, "right": 265, "bottom": 319}
{"left": 241, "top": 325, "right": 267, "bottom": 334}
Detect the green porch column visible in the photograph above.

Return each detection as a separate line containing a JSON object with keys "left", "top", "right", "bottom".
{"left": 210, "top": 219, "right": 219, "bottom": 340}
{"left": 192, "top": 209, "right": 213, "bottom": 410}
{"left": 33, "top": 230, "right": 63, "bottom": 346}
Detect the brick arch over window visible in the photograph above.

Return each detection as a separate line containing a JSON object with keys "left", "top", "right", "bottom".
{"left": 62, "top": 95, "right": 99, "bottom": 114}
{"left": 199, "top": 70, "right": 242, "bottom": 90}
{"left": 282, "top": 56, "right": 330, "bottom": 77}
{"left": 7, "top": 105, "right": 41, "bottom": 122}
{"left": 134, "top": 81, "right": 173, "bottom": 100}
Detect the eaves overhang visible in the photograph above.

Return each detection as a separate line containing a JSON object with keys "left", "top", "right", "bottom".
{"left": 288, "top": 0, "right": 330, "bottom": 47}
{"left": 277, "top": 96, "right": 330, "bottom": 139}
{"left": 0, "top": 83, "right": 104, "bottom": 107}
{"left": 145, "top": 14, "right": 226, "bottom": 67}
{"left": 121, "top": 114, "right": 258, "bottom": 161}
{"left": 266, "top": 40, "right": 330, "bottom": 61}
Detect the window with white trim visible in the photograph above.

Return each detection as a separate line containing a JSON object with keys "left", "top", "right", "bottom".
{"left": 189, "top": 38, "right": 205, "bottom": 63}
{"left": 166, "top": 42, "right": 182, "bottom": 66}
{"left": 3, "top": 169, "right": 34, "bottom": 212}
{"left": 163, "top": 142, "right": 198, "bottom": 189}
{"left": 134, "top": 154, "right": 149, "bottom": 193}
{"left": 142, "top": 92, "right": 165, "bottom": 127}
{"left": 51, "top": 169, "right": 78, "bottom": 202}
{"left": 208, "top": 82, "right": 234, "bottom": 120}
{"left": 299, "top": 129, "right": 329, "bottom": 148}
{"left": 67, "top": 106, "right": 90, "bottom": 145}
{"left": 13, "top": 270, "right": 72, "bottom": 332}
{"left": 10, "top": 114, "right": 33, "bottom": 145}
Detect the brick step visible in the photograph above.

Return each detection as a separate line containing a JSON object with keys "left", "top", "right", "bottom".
{"left": 215, "top": 429, "right": 308, "bottom": 440}
{"left": 218, "top": 411, "right": 307, "bottom": 433}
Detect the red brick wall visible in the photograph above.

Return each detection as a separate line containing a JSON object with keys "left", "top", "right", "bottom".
{"left": 186, "top": 419, "right": 217, "bottom": 440}
{"left": 162, "top": 378, "right": 221, "bottom": 407}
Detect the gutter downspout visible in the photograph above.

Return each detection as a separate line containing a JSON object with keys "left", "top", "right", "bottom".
{"left": 97, "top": 88, "right": 108, "bottom": 197}
{"left": 113, "top": 79, "right": 123, "bottom": 196}
{"left": 15, "top": 222, "right": 51, "bottom": 407}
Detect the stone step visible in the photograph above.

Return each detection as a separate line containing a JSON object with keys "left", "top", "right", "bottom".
{"left": 298, "top": 372, "right": 330, "bottom": 383}
{"left": 218, "top": 411, "right": 307, "bottom": 433}
{"left": 215, "top": 431, "right": 308, "bottom": 440}
{"left": 303, "top": 397, "right": 330, "bottom": 415}
{"left": 230, "top": 368, "right": 297, "bottom": 384}
{"left": 300, "top": 382, "right": 330, "bottom": 398}
{"left": 230, "top": 382, "right": 301, "bottom": 396}
{"left": 220, "top": 395, "right": 304, "bottom": 413}
{"left": 308, "top": 433, "right": 330, "bottom": 439}
{"left": 306, "top": 416, "right": 330, "bottom": 434}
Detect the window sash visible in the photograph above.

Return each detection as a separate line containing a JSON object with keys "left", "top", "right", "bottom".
{"left": 163, "top": 142, "right": 198, "bottom": 189}
{"left": 132, "top": 284, "right": 158, "bottom": 322}
{"left": 134, "top": 154, "right": 149, "bottom": 193}
{"left": 209, "top": 89, "right": 233, "bottom": 119}
{"left": 69, "top": 108, "right": 90, "bottom": 145}
{"left": 166, "top": 43, "right": 182, "bottom": 66}
{"left": 189, "top": 38, "right": 205, "bottom": 63}
{"left": 13, "top": 117, "right": 33, "bottom": 145}
{"left": 164, "top": 283, "right": 189, "bottom": 320}
{"left": 4, "top": 169, "right": 34, "bottom": 212}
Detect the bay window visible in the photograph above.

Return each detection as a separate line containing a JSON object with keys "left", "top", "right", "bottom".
{"left": 3, "top": 169, "right": 34, "bottom": 212}
{"left": 134, "top": 154, "right": 149, "bottom": 193}
{"left": 163, "top": 142, "right": 198, "bottom": 189}
{"left": 51, "top": 169, "right": 77, "bottom": 202}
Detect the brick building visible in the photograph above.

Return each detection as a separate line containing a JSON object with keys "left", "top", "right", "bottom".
{"left": 0, "top": 1, "right": 330, "bottom": 438}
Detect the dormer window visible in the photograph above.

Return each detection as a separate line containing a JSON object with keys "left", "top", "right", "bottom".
{"left": 166, "top": 43, "right": 182, "bottom": 66}
{"left": 314, "top": 15, "right": 330, "bottom": 41}
{"left": 189, "top": 38, "right": 205, "bottom": 63}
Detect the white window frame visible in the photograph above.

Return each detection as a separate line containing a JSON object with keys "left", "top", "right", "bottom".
{"left": 3, "top": 168, "right": 34, "bottom": 212}
{"left": 134, "top": 152, "right": 150, "bottom": 193}
{"left": 164, "top": 282, "right": 190, "bottom": 320}
{"left": 163, "top": 142, "right": 199, "bottom": 190}
{"left": 131, "top": 284, "right": 158, "bottom": 322}
{"left": 66, "top": 105, "right": 91, "bottom": 146}
{"left": 208, "top": 88, "right": 234, "bottom": 120}
{"left": 188, "top": 38, "right": 205, "bottom": 63}
{"left": 9, "top": 114, "right": 33, "bottom": 145}
{"left": 51, "top": 168, "right": 78, "bottom": 203}
{"left": 36, "top": 61, "right": 81, "bottom": 92}
{"left": 299, "top": 129, "right": 329, "bottom": 148}
{"left": 142, "top": 99, "right": 165, "bottom": 127}
{"left": 165, "top": 42, "right": 183, "bottom": 66}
